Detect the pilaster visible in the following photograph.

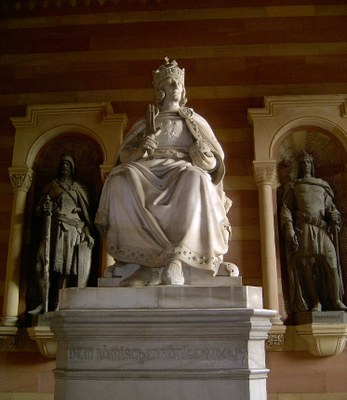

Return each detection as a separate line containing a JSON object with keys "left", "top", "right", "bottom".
{"left": 0, "top": 167, "right": 34, "bottom": 329}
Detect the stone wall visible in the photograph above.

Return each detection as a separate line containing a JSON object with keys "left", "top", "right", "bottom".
{"left": 0, "top": 1, "right": 347, "bottom": 398}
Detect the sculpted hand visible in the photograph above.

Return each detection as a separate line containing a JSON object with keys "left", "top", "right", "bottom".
{"left": 129, "top": 130, "right": 161, "bottom": 161}
{"left": 83, "top": 227, "right": 95, "bottom": 248}
{"left": 41, "top": 196, "right": 53, "bottom": 216}
{"left": 285, "top": 225, "right": 299, "bottom": 252}
{"left": 290, "top": 234, "right": 299, "bottom": 252}
{"left": 189, "top": 141, "right": 216, "bottom": 171}
{"left": 140, "top": 132, "right": 159, "bottom": 154}
{"left": 330, "top": 209, "right": 341, "bottom": 232}
{"left": 86, "top": 235, "right": 95, "bottom": 249}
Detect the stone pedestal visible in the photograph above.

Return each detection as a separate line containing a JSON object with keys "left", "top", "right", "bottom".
{"left": 27, "top": 314, "right": 56, "bottom": 358}
{"left": 50, "top": 286, "right": 274, "bottom": 400}
{"left": 295, "top": 311, "right": 347, "bottom": 356}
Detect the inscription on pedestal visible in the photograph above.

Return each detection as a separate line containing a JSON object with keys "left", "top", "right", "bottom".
{"left": 68, "top": 344, "right": 247, "bottom": 369}
{"left": 312, "top": 312, "right": 347, "bottom": 324}
{"left": 295, "top": 311, "right": 347, "bottom": 325}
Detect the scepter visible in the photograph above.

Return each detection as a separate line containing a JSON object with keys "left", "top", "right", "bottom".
{"left": 145, "top": 104, "right": 158, "bottom": 157}
{"left": 146, "top": 104, "right": 157, "bottom": 135}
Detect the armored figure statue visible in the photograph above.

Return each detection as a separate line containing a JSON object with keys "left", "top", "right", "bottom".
{"left": 30, "top": 155, "right": 94, "bottom": 313}
{"left": 95, "top": 58, "right": 232, "bottom": 286}
{"left": 280, "top": 151, "right": 346, "bottom": 313}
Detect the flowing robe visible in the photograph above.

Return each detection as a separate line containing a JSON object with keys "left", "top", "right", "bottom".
{"left": 96, "top": 107, "right": 231, "bottom": 275}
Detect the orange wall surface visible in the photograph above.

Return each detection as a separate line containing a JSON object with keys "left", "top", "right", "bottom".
{"left": 1, "top": 1, "right": 347, "bottom": 398}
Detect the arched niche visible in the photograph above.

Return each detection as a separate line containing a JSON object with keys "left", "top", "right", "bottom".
{"left": 24, "top": 133, "right": 104, "bottom": 318}
{"left": 1, "top": 103, "right": 128, "bottom": 332}
{"left": 248, "top": 95, "right": 347, "bottom": 350}
{"left": 275, "top": 125, "right": 347, "bottom": 323}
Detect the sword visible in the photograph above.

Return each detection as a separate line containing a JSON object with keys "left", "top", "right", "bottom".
{"left": 42, "top": 195, "right": 52, "bottom": 313}
{"left": 330, "top": 207, "right": 344, "bottom": 299}
{"left": 332, "top": 223, "right": 344, "bottom": 299}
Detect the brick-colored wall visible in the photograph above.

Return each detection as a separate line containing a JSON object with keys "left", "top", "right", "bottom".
{"left": 0, "top": 1, "right": 347, "bottom": 397}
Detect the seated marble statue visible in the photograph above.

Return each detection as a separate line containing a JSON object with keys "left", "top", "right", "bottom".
{"left": 280, "top": 151, "right": 346, "bottom": 312}
{"left": 95, "top": 58, "right": 232, "bottom": 286}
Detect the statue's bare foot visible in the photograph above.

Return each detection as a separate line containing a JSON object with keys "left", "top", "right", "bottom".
{"left": 119, "top": 266, "right": 160, "bottom": 287}
{"left": 161, "top": 260, "right": 184, "bottom": 285}
{"left": 334, "top": 300, "right": 347, "bottom": 311}
{"left": 103, "top": 260, "right": 125, "bottom": 278}
{"left": 311, "top": 303, "right": 322, "bottom": 312}
{"left": 28, "top": 304, "right": 43, "bottom": 315}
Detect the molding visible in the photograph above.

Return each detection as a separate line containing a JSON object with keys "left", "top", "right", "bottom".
{"left": 27, "top": 326, "right": 57, "bottom": 358}
{"left": 248, "top": 95, "right": 347, "bottom": 121}
{"left": 295, "top": 323, "right": 347, "bottom": 357}
{"left": 1, "top": 3, "right": 347, "bottom": 20}
{"left": 11, "top": 102, "right": 120, "bottom": 128}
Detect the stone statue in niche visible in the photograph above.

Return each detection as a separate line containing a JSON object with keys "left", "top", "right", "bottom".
{"left": 30, "top": 155, "right": 95, "bottom": 314}
{"left": 280, "top": 151, "right": 346, "bottom": 313}
{"left": 95, "top": 58, "right": 232, "bottom": 286}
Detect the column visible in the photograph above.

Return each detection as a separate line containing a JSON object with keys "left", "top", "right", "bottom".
{"left": 1, "top": 167, "right": 33, "bottom": 328}
{"left": 253, "top": 161, "right": 284, "bottom": 336}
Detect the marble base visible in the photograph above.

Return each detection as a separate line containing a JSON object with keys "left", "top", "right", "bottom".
{"left": 51, "top": 286, "right": 274, "bottom": 400}
{"left": 99, "top": 263, "right": 242, "bottom": 287}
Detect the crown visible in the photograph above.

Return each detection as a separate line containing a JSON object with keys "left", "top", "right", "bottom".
{"left": 300, "top": 150, "right": 313, "bottom": 162}
{"left": 153, "top": 57, "right": 185, "bottom": 87}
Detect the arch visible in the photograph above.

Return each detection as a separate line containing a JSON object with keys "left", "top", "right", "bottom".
{"left": 270, "top": 116, "right": 347, "bottom": 160}
{"left": 26, "top": 124, "right": 107, "bottom": 168}
{"left": 25, "top": 132, "right": 105, "bottom": 315}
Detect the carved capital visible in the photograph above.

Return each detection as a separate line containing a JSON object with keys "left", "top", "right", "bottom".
{"left": 8, "top": 167, "right": 34, "bottom": 192}
{"left": 266, "top": 322, "right": 286, "bottom": 351}
{"left": 266, "top": 333, "right": 285, "bottom": 351}
{"left": 0, "top": 326, "right": 19, "bottom": 351}
{"left": 0, "top": 335, "right": 18, "bottom": 351}
{"left": 253, "top": 160, "right": 278, "bottom": 188}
